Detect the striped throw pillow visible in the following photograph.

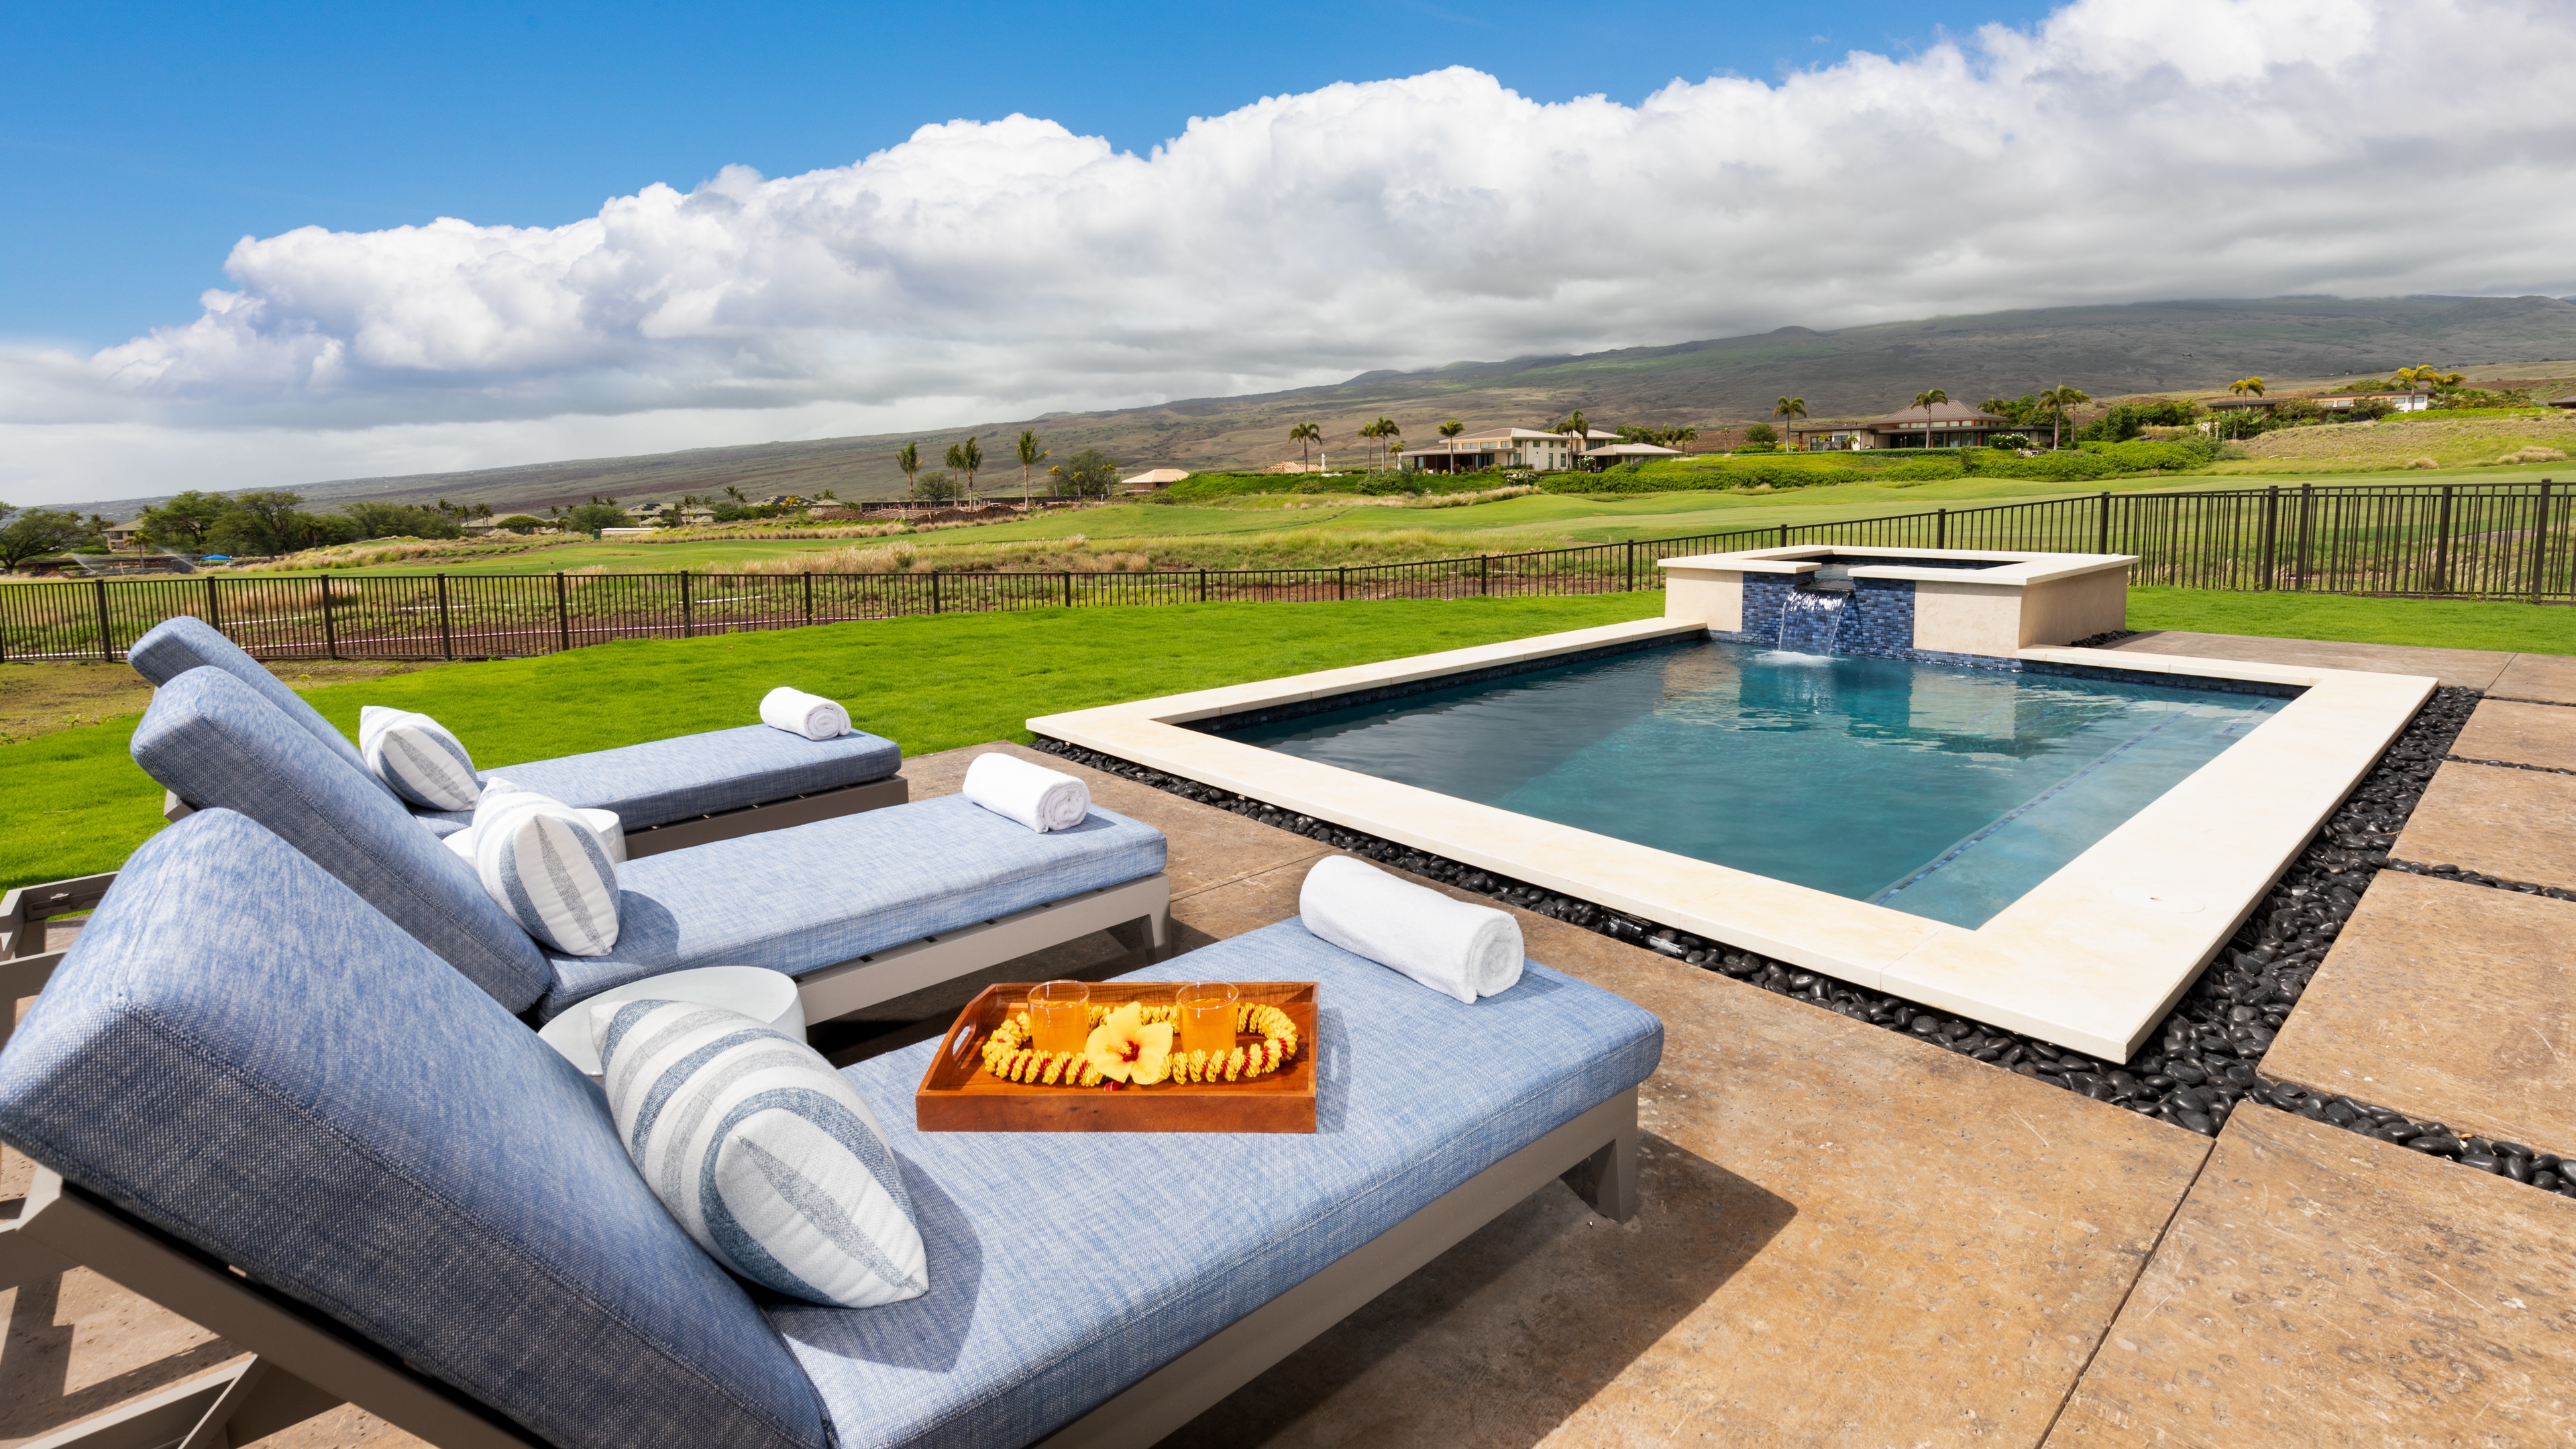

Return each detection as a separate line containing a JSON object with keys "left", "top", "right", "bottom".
{"left": 594, "top": 1000, "right": 928, "bottom": 1309}
{"left": 358, "top": 706, "right": 483, "bottom": 810}
{"left": 472, "top": 787, "right": 622, "bottom": 956}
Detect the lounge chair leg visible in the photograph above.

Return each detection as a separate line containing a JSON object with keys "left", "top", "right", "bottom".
{"left": 1145, "top": 902, "right": 1170, "bottom": 961}
{"left": 21, "top": 1354, "right": 336, "bottom": 1449}
{"left": 1559, "top": 1122, "right": 1640, "bottom": 1223}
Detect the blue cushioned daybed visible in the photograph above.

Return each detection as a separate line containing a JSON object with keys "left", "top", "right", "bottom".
{"left": 0, "top": 811, "right": 1659, "bottom": 1449}
{"left": 129, "top": 666, "right": 1171, "bottom": 1024}
{"left": 129, "top": 615, "right": 907, "bottom": 855}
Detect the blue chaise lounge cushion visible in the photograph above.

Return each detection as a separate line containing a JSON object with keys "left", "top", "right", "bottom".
{"left": 489, "top": 725, "right": 903, "bottom": 832}
{"left": 537, "top": 794, "right": 1170, "bottom": 1018}
{"left": 0, "top": 810, "right": 830, "bottom": 1449}
{"left": 126, "top": 614, "right": 397, "bottom": 802}
{"left": 770, "top": 918, "right": 1666, "bottom": 1448}
{"left": 129, "top": 667, "right": 552, "bottom": 1013}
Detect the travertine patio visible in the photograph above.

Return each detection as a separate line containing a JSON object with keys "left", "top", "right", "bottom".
{"left": 5, "top": 630, "right": 2572, "bottom": 1448}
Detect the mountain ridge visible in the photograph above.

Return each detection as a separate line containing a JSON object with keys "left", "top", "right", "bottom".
{"left": 51, "top": 294, "right": 2576, "bottom": 518}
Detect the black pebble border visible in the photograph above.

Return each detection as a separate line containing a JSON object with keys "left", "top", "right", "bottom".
{"left": 1034, "top": 683, "right": 2576, "bottom": 1203}
{"left": 2065, "top": 629, "right": 2141, "bottom": 648}
{"left": 2383, "top": 857, "right": 2576, "bottom": 902}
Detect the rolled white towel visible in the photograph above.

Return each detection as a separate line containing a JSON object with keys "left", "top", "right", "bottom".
{"left": 1299, "top": 855, "right": 1523, "bottom": 1004}
{"left": 961, "top": 753, "right": 1090, "bottom": 833}
{"left": 760, "top": 686, "right": 850, "bottom": 741}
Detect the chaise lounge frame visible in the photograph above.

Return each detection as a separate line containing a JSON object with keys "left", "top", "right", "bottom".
{"left": 0, "top": 1088, "right": 1635, "bottom": 1449}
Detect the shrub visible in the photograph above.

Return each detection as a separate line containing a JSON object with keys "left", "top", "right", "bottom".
{"left": 1878, "top": 458, "right": 1964, "bottom": 482}
{"left": 1050, "top": 450, "right": 1122, "bottom": 500}
{"left": 2408, "top": 456, "right": 2439, "bottom": 470}
{"left": 2496, "top": 446, "right": 2568, "bottom": 465}
{"left": 343, "top": 502, "right": 464, "bottom": 541}
{"left": 1742, "top": 423, "right": 1778, "bottom": 445}
{"left": 559, "top": 501, "right": 633, "bottom": 534}
{"left": 493, "top": 515, "right": 550, "bottom": 534}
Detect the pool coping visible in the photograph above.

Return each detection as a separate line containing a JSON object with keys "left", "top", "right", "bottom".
{"left": 1029, "top": 617, "right": 2434, "bottom": 1060}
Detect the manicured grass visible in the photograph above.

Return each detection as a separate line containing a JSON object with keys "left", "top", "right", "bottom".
{"left": 0, "top": 594, "right": 1662, "bottom": 891}
{"left": 2127, "top": 588, "right": 2575, "bottom": 655}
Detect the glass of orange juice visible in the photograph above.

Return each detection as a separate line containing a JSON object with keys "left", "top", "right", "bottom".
{"left": 1029, "top": 980, "right": 1091, "bottom": 1056}
{"left": 1175, "top": 981, "right": 1240, "bottom": 1061}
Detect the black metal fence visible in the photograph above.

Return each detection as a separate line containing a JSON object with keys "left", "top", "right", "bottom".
{"left": 3, "top": 480, "right": 2562, "bottom": 663}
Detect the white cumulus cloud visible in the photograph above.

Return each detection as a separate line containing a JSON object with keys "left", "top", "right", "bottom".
{"left": 11, "top": 0, "right": 2576, "bottom": 502}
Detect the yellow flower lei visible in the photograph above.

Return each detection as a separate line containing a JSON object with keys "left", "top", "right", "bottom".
{"left": 981, "top": 1000, "right": 1300, "bottom": 1087}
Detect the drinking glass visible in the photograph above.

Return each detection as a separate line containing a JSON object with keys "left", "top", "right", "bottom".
{"left": 1029, "top": 980, "right": 1091, "bottom": 1055}
{"left": 1175, "top": 981, "right": 1241, "bottom": 1060}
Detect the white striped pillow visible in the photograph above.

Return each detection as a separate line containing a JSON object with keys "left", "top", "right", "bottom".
{"left": 358, "top": 706, "right": 483, "bottom": 810}
{"left": 593, "top": 1000, "right": 928, "bottom": 1309}
{"left": 472, "top": 787, "right": 622, "bottom": 955}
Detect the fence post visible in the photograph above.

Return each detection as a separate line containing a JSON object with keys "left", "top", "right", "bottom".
{"left": 931, "top": 573, "right": 943, "bottom": 615}
{"left": 2294, "top": 484, "right": 2315, "bottom": 591}
{"left": 93, "top": 579, "right": 113, "bottom": 661}
{"left": 205, "top": 576, "right": 221, "bottom": 633}
{"left": 802, "top": 574, "right": 813, "bottom": 627}
{"left": 555, "top": 574, "right": 570, "bottom": 651}
{"left": 437, "top": 575, "right": 454, "bottom": 660}
{"left": 1936, "top": 508, "right": 1949, "bottom": 549}
{"left": 318, "top": 580, "right": 338, "bottom": 659}
{"left": 1625, "top": 541, "right": 1635, "bottom": 592}
{"left": 2096, "top": 492, "right": 2111, "bottom": 555}
{"left": 1479, "top": 555, "right": 1489, "bottom": 596}
{"left": 1337, "top": 566, "right": 1347, "bottom": 602}
{"left": 1778, "top": 525, "right": 1789, "bottom": 549}
{"left": 1063, "top": 572, "right": 1074, "bottom": 609}
{"left": 1197, "top": 569, "right": 1208, "bottom": 604}
{"left": 2534, "top": 479, "right": 2555, "bottom": 602}
{"left": 2259, "top": 486, "right": 2280, "bottom": 590}
{"left": 681, "top": 572, "right": 693, "bottom": 639}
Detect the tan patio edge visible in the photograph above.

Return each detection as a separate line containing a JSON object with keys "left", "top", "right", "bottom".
{"left": 1031, "top": 625, "right": 2431, "bottom": 1061}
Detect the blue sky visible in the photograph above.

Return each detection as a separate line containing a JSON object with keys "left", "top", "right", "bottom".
{"left": 8, "top": 0, "right": 2570, "bottom": 500}
{"left": 3, "top": 1, "right": 2052, "bottom": 348}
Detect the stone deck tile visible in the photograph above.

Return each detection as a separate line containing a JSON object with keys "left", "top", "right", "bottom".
{"left": 2102, "top": 631, "right": 2514, "bottom": 690}
{"left": 2390, "top": 760, "right": 2576, "bottom": 890}
{"left": 2261, "top": 871, "right": 2576, "bottom": 1154}
{"left": 2452, "top": 698, "right": 2576, "bottom": 771}
{"left": 1161, "top": 855, "right": 2214, "bottom": 1448}
{"left": 2044, "top": 1105, "right": 2576, "bottom": 1448}
{"left": 2491, "top": 653, "right": 2576, "bottom": 706}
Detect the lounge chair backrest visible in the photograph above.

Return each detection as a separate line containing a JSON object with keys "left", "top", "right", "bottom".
{"left": 130, "top": 667, "right": 552, "bottom": 1014}
{"left": 0, "top": 810, "right": 829, "bottom": 1449}
{"left": 126, "top": 615, "right": 397, "bottom": 802}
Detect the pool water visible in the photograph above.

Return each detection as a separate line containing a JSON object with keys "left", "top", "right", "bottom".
{"left": 1218, "top": 640, "right": 2288, "bottom": 929}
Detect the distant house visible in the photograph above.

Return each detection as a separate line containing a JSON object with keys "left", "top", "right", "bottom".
{"left": 2206, "top": 390, "right": 2432, "bottom": 419}
{"left": 101, "top": 519, "right": 146, "bottom": 550}
{"left": 1122, "top": 468, "right": 1192, "bottom": 492}
{"left": 2548, "top": 395, "right": 2576, "bottom": 411}
{"left": 1265, "top": 461, "right": 1325, "bottom": 474}
{"left": 1789, "top": 400, "right": 2020, "bottom": 451}
{"left": 1397, "top": 428, "right": 1618, "bottom": 474}
{"left": 1583, "top": 443, "right": 1684, "bottom": 465}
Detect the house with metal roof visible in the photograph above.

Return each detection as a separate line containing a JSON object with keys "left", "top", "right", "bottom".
{"left": 1396, "top": 428, "right": 1620, "bottom": 474}
{"left": 1788, "top": 400, "right": 2022, "bottom": 451}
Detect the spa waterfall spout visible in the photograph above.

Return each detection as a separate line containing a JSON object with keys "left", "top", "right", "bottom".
{"left": 1776, "top": 589, "right": 1849, "bottom": 655}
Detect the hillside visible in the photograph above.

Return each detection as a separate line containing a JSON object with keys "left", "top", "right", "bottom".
{"left": 60, "top": 294, "right": 2576, "bottom": 518}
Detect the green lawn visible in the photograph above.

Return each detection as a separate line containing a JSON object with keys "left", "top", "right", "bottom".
{"left": 0, "top": 594, "right": 1661, "bottom": 891}
{"left": 14, "top": 585, "right": 2566, "bottom": 894}
{"left": 2127, "top": 588, "right": 2576, "bottom": 655}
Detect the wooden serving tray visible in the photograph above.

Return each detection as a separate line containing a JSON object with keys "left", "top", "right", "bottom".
{"left": 916, "top": 981, "right": 1318, "bottom": 1133}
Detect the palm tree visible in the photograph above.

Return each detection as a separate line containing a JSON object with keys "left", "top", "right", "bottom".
{"left": 2035, "top": 385, "right": 2090, "bottom": 450}
{"left": 1552, "top": 409, "right": 1590, "bottom": 470}
{"left": 1906, "top": 389, "right": 1948, "bottom": 448}
{"left": 1373, "top": 416, "right": 1401, "bottom": 474}
{"left": 896, "top": 441, "right": 920, "bottom": 500}
{"left": 1288, "top": 421, "right": 1322, "bottom": 472}
{"left": 723, "top": 484, "right": 745, "bottom": 502}
{"left": 1016, "top": 430, "right": 1048, "bottom": 506}
{"left": 945, "top": 436, "right": 983, "bottom": 499}
{"left": 2228, "top": 376, "right": 2266, "bottom": 398}
{"left": 1772, "top": 396, "right": 1807, "bottom": 424}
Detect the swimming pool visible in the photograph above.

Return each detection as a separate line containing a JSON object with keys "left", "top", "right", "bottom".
{"left": 1211, "top": 641, "right": 2288, "bottom": 929}
{"left": 1031, "top": 614, "right": 2432, "bottom": 1058}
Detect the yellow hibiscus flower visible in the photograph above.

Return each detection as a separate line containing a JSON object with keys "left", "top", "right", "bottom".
{"left": 1085, "top": 1001, "right": 1173, "bottom": 1086}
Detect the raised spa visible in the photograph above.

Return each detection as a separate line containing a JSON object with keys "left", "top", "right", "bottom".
{"left": 1207, "top": 640, "right": 2288, "bottom": 930}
